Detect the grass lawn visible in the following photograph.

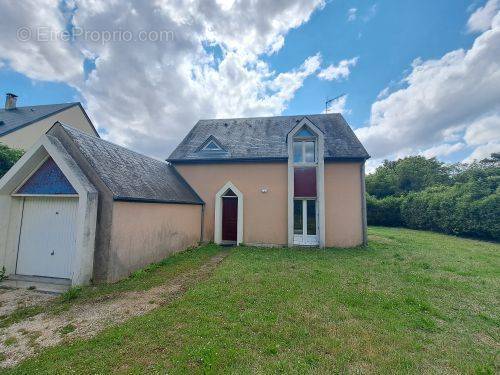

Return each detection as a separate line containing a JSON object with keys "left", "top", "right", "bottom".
{"left": 4, "top": 227, "right": 499, "bottom": 374}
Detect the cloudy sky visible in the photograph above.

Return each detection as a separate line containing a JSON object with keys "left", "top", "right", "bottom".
{"left": 0, "top": 0, "right": 499, "bottom": 171}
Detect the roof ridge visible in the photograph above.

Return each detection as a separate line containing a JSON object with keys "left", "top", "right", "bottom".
{"left": 0, "top": 102, "right": 79, "bottom": 112}
{"left": 57, "top": 122, "right": 170, "bottom": 165}
{"left": 197, "top": 113, "right": 341, "bottom": 122}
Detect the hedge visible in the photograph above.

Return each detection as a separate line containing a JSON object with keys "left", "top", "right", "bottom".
{"left": 367, "top": 182, "right": 499, "bottom": 241}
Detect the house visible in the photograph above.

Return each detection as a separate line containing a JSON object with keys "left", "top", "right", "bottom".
{"left": 168, "top": 114, "right": 370, "bottom": 248}
{"left": 0, "top": 113, "right": 369, "bottom": 290}
{"left": 0, "top": 93, "right": 99, "bottom": 150}
{"left": 0, "top": 122, "right": 203, "bottom": 289}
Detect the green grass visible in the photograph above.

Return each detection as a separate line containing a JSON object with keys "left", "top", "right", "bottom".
{"left": 4, "top": 228, "right": 499, "bottom": 374}
{"left": 0, "top": 244, "right": 222, "bottom": 328}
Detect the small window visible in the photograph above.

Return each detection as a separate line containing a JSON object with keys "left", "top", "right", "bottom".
{"left": 295, "top": 127, "right": 314, "bottom": 137}
{"left": 293, "top": 140, "right": 316, "bottom": 163}
{"left": 203, "top": 140, "right": 223, "bottom": 151}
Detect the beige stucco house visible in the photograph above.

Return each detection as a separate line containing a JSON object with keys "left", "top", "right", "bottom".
{"left": 0, "top": 93, "right": 99, "bottom": 150}
{"left": 0, "top": 113, "right": 369, "bottom": 291}
{"left": 169, "top": 114, "right": 370, "bottom": 248}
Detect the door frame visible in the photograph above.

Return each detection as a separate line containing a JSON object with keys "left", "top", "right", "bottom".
{"left": 293, "top": 198, "right": 319, "bottom": 246}
{"left": 214, "top": 181, "right": 243, "bottom": 245}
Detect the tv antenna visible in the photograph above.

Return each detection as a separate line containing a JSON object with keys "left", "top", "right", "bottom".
{"left": 325, "top": 93, "right": 346, "bottom": 113}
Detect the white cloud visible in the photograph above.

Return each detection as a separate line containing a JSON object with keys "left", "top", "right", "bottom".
{"left": 318, "top": 57, "right": 358, "bottom": 81}
{"left": 0, "top": 0, "right": 83, "bottom": 82}
{"left": 0, "top": 0, "right": 326, "bottom": 158}
{"left": 347, "top": 8, "right": 357, "bottom": 22}
{"left": 420, "top": 143, "right": 465, "bottom": 158}
{"left": 464, "top": 141, "right": 500, "bottom": 162}
{"left": 468, "top": 0, "right": 500, "bottom": 32}
{"left": 357, "top": 9, "right": 500, "bottom": 165}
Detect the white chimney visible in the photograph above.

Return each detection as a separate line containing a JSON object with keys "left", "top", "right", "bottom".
{"left": 5, "top": 93, "right": 18, "bottom": 110}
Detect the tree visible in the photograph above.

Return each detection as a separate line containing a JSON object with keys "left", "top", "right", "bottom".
{"left": 366, "top": 156, "right": 451, "bottom": 198}
{"left": 0, "top": 143, "right": 24, "bottom": 178}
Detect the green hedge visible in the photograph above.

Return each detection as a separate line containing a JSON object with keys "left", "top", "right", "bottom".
{"left": 367, "top": 182, "right": 499, "bottom": 241}
{"left": 366, "top": 194, "right": 403, "bottom": 227}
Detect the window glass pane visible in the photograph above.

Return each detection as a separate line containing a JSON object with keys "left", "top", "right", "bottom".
{"left": 304, "top": 141, "right": 315, "bottom": 162}
{"left": 296, "top": 127, "right": 314, "bottom": 137}
{"left": 307, "top": 200, "right": 316, "bottom": 235}
{"left": 294, "top": 200, "right": 303, "bottom": 234}
{"left": 293, "top": 141, "right": 303, "bottom": 163}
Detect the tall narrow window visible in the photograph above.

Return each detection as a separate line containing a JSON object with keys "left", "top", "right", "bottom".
{"left": 292, "top": 127, "right": 316, "bottom": 163}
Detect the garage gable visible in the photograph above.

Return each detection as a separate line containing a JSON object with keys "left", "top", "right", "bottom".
{"left": 16, "top": 157, "right": 77, "bottom": 195}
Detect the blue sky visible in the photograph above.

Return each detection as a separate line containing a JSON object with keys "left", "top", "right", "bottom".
{"left": 1, "top": 0, "right": 499, "bottom": 169}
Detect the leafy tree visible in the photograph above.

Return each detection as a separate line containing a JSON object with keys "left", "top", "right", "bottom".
{"left": 366, "top": 156, "right": 451, "bottom": 198}
{"left": 0, "top": 143, "right": 24, "bottom": 178}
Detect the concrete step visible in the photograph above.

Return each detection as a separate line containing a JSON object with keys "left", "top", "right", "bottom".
{"left": 1, "top": 275, "right": 71, "bottom": 294}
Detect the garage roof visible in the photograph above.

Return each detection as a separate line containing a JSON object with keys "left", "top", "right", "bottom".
{"left": 168, "top": 114, "right": 369, "bottom": 162}
{"left": 55, "top": 123, "right": 203, "bottom": 205}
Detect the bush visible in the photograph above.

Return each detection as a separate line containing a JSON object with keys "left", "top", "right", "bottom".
{"left": 366, "top": 194, "right": 403, "bottom": 227}
{"left": 400, "top": 182, "right": 499, "bottom": 241}
{"left": 0, "top": 143, "right": 24, "bottom": 178}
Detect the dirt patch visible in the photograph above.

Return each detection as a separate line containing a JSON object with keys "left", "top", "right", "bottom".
{"left": 0, "top": 252, "right": 228, "bottom": 368}
{"left": 0, "top": 289, "right": 56, "bottom": 317}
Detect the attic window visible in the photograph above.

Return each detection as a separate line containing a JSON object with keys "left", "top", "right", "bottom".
{"left": 203, "top": 140, "right": 223, "bottom": 151}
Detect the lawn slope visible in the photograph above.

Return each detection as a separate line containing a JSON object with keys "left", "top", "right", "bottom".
{"left": 5, "top": 227, "right": 499, "bottom": 374}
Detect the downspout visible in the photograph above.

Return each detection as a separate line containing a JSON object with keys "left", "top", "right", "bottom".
{"left": 360, "top": 162, "right": 368, "bottom": 245}
{"left": 200, "top": 204, "right": 205, "bottom": 243}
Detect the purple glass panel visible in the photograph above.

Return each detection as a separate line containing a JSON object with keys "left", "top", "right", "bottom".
{"left": 17, "top": 157, "right": 77, "bottom": 195}
{"left": 294, "top": 167, "right": 316, "bottom": 197}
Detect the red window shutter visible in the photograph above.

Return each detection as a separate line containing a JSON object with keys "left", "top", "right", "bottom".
{"left": 294, "top": 167, "right": 316, "bottom": 197}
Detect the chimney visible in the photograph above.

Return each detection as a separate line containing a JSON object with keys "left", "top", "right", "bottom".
{"left": 5, "top": 93, "right": 18, "bottom": 110}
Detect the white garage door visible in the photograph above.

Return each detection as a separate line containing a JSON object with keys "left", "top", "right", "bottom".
{"left": 16, "top": 197, "right": 78, "bottom": 279}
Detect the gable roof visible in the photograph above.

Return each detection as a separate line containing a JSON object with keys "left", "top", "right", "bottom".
{"left": 52, "top": 123, "right": 203, "bottom": 205}
{"left": 0, "top": 103, "right": 99, "bottom": 137}
{"left": 168, "top": 114, "right": 369, "bottom": 163}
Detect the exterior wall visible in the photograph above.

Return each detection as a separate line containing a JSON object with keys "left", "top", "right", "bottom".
{"left": 175, "top": 163, "right": 288, "bottom": 246}
{"left": 0, "top": 105, "right": 97, "bottom": 150}
{"left": 107, "top": 201, "right": 202, "bottom": 282}
{"left": 324, "top": 162, "right": 363, "bottom": 247}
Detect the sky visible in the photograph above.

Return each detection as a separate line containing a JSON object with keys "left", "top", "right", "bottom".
{"left": 0, "top": 0, "right": 499, "bottom": 172}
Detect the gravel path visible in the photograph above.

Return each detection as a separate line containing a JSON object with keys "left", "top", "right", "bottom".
{"left": 0, "top": 289, "right": 56, "bottom": 318}
{"left": 0, "top": 252, "right": 228, "bottom": 368}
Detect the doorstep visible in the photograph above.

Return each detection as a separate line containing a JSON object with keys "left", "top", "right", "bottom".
{"left": 0, "top": 275, "right": 71, "bottom": 294}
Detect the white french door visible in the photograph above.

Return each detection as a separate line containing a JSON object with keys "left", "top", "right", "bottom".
{"left": 293, "top": 199, "right": 319, "bottom": 246}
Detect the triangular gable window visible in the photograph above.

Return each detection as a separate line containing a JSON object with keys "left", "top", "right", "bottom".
{"left": 197, "top": 136, "right": 227, "bottom": 154}
{"left": 16, "top": 157, "right": 77, "bottom": 195}
{"left": 295, "top": 127, "right": 315, "bottom": 138}
{"left": 203, "top": 140, "right": 223, "bottom": 151}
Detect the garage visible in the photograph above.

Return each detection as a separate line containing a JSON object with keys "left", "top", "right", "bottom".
{"left": 16, "top": 197, "right": 78, "bottom": 279}
{"left": 0, "top": 122, "right": 203, "bottom": 289}
{"left": 12, "top": 156, "right": 80, "bottom": 280}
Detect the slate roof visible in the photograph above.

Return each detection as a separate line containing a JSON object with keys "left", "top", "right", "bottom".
{"left": 168, "top": 114, "right": 369, "bottom": 162}
{"left": 0, "top": 103, "right": 99, "bottom": 137}
{"left": 56, "top": 123, "right": 203, "bottom": 205}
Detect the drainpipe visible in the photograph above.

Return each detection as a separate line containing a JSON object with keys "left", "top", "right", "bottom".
{"left": 360, "top": 162, "right": 368, "bottom": 245}
{"left": 200, "top": 204, "right": 205, "bottom": 243}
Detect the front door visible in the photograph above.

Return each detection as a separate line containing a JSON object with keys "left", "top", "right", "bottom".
{"left": 293, "top": 199, "right": 319, "bottom": 246}
{"left": 222, "top": 197, "right": 238, "bottom": 242}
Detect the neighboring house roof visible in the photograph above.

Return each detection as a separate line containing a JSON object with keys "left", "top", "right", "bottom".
{"left": 0, "top": 103, "right": 99, "bottom": 137}
{"left": 53, "top": 123, "right": 203, "bottom": 205}
{"left": 168, "top": 114, "right": 370, "bottom": 163}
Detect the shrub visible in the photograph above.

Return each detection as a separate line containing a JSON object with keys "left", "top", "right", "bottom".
{"left": 366, "top": 194, "right": 403, "bottom": 227}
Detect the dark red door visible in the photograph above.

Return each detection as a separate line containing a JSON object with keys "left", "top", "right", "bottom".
{"left": 222, "top": 197, "right": 238, "bottom": 241}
